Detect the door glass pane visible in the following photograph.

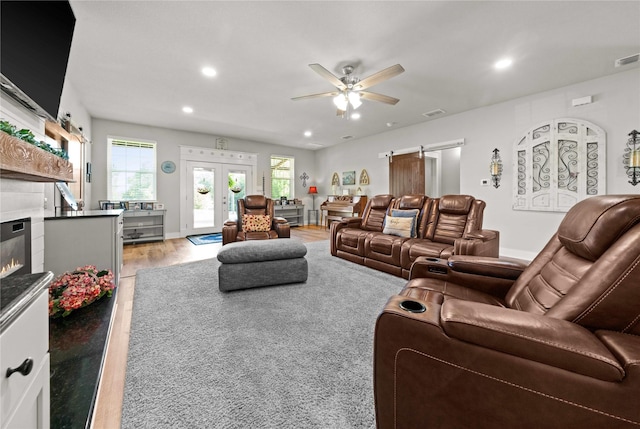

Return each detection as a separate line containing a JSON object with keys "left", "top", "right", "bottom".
{"left": 193, "top": 167, "right": 215, "bottom": 228}
{"left": 227, "top": 171, "right": 246, "bottom": 221}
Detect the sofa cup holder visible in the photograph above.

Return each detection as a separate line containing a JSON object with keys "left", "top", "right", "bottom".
{"left": 399, "top": 300, "right": 426, "bottom": 314}
{"left": 425, "top": 257, "right": 440, "bottom": 262}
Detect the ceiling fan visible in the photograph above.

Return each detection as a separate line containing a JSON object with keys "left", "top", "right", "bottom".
{"left": 292, "top": 63, "right": 405, "bottom": 118}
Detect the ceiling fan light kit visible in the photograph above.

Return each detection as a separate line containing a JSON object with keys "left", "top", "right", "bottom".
{"left": 293, "top": 63, "right": 404, "bottom": 119}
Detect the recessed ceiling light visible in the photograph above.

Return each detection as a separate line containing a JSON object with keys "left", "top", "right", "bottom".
{"left": 494, "top": 58, "right": 513, "bottom": 70}
{"left": 386, "top": 122, "right": 397, "bottom": 127}
{"left": 351, "top": 113, "right": 361, "bottom": 120}
{"left": 182, "top": 106, "right": 194, "bottom": 113}
{"left": 202, "top": 67, "right": 217, "bottom": 77}
{"left": 304, "top": 130, "right": 312, "bottom": 137}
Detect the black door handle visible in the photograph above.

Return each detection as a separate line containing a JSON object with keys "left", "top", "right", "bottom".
{"left": 6, "top": 358, "right": 33, "bottom": 378}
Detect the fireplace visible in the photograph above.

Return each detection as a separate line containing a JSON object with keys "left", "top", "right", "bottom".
{"left": 0, "top": 218, "right": 32, "bottom": 279}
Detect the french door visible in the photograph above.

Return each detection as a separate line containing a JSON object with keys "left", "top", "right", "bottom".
{"left": 183, "top": 161, "right": 252, "bottom": 236}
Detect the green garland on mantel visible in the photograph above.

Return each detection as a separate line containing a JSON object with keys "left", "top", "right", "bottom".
{"left": 0, "top": 119, "right": 68, "bottom": 160}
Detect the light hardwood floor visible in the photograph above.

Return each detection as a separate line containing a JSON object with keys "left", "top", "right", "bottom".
{"left": 91, "top": 226, "right": 329, "bottom": 428}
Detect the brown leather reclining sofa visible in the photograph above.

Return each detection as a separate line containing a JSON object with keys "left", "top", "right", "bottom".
{"left": 374, "top": 194, "right": 640, "bottom": 428}
{"left": 330, "top": 194, "right": 499, "bottom": 278}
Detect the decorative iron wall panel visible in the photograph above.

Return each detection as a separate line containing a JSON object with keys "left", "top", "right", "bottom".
{"left": 512, "top": 118, "right": 606, "bottom": 212}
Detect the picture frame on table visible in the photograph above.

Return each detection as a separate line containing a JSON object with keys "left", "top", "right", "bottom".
{"left": 143, "top": 202, "right": 154, "bottom": 210}
{"left": 154, "top": 203, "right": 165, "bottom": 210}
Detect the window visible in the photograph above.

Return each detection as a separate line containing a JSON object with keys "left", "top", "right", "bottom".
{"left": 271, "top": 155, "right": 294, "bottom": 199}
{"left": 108, "top": 137, "right": 157, "bottom": 200}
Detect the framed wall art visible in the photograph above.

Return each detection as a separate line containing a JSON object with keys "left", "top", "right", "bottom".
{"left": 342, "top": 171, "right": 356, "bottom": 186}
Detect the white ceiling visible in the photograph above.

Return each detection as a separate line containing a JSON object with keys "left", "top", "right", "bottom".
{"left": 66, "top": 1, "right": 640, "bottom": 150}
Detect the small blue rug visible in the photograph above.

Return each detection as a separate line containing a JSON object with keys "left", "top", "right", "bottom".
{"left": 187, "top": 233, "right": 223, "bottom": 245}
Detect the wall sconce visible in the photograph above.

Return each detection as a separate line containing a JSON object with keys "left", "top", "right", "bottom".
{"left": 624, "top": 130, "right": 640, "bottom": 186}
{"left": 389, "top": 150, "right": 394, "bottom": 163}
{"left": 490, "top": 148, "right": 503, "bottom": 188}
{"left": 308, "top": 185, "right": 318, "bottom": 210}
{"left": 419, "top": 145, "right": 423, "bottom": 159}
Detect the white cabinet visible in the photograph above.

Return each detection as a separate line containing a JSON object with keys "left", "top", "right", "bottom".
{"left": 0, "top": 289, "right": 50, "bottom": 429}
{"left": 122, "top": 210, "right": 166, "bottom": 243}
{"left": 274, "top": 204, "right": 304, "bottom": 226}
{"left": 44, "top": 210, "right": 123, "bottom": 284}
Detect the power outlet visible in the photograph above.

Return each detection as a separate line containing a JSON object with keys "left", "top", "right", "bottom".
{"left": 481, "top": 179, "right": 489, "bottom": 186}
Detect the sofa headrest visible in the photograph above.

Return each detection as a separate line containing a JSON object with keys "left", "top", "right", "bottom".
{"left": 397, "top": 194, "right": 427, "bottom": 210}
{"left": 439, "top": 195, "right": 474, "bottom": 214}
{"left": 245, "top": 195, "right": 268, "bottom": 209}
{"left": 558, "top": 195, "right": 640, "bottom": 261}
{"left": 370, "top": 194, "right": 394, "bottom": 209}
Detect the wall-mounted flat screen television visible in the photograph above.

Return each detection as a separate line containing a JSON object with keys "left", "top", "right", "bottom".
{"left": 1, "top": 1, "right": 76, "bottom": 121}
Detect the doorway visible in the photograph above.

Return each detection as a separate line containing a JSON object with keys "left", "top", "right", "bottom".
{"left": 183, "top": 162, "right": 252, "bottom": 236}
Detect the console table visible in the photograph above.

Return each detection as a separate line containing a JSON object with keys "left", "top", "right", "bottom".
{"left": 274, "top": 204, "right": 304, "bottom": 226}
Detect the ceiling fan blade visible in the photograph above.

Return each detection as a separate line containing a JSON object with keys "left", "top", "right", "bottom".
{"left": 359, "top": 91, "right": 400, "bottom": 105}
{"left": 354, "top": 64, "right": 405, "bottom": 90}
{"left": 291, "top": 91, "right": 339, "bottom": 101}
{"left": 309, "top": 64, "right": 347, "bottom": 90}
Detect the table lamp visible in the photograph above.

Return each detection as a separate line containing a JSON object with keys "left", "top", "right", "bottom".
{"left": 308, "top": 186, "right": 318, "bottom": 210}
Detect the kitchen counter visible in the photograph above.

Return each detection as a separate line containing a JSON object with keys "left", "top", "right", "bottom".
{"left": 49, "top": 290, "right": 117, "bottom": 429}
{"left": 0, "top": 271, "right": 53, "bottom": 333}
{"left": 45, "top": 209, "right": 123, "bottom": 220}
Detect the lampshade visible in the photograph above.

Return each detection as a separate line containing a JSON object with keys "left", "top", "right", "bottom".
{"left": 308, "top": 186, "right": 318, "bottom": 194}
{"left": 348, "top": 91, "right": 362, "bottom": 109}
{"left": 333, "top": 94, "right": 348, "bottom": 111}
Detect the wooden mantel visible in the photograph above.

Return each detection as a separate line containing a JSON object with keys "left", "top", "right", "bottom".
{"left": 0, "top": 132, "right": 74, "bottom": 182}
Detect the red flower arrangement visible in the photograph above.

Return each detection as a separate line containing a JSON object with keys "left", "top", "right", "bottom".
{"left": 49, "top": 265, "right": 116, "bottom": 318}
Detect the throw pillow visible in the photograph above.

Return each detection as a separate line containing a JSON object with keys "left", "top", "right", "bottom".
{"left": 382, "top": 215, "right": 414, "bottom": 238}
{"left": 242, "top": 214, "right": 271, "bottom": 232}
{"left": 390, "top": 209, "right": 420, "bottom": 238}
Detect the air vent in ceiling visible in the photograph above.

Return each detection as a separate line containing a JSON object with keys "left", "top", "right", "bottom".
{"left": 422, "top": 108, "right": 446, "bottom": 118}
{"left": 342, "top": 135, "right": 354, "bottom": 140}
{"left": 615, "top": 53, "right": 640, "bottom": 67}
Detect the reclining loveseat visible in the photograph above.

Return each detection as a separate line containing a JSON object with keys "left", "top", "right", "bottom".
{"left": 374, "top": 194, "right": 640, "bottom": 428}
{"left": 330, "top": 194, "right": 499, "bottom": 278}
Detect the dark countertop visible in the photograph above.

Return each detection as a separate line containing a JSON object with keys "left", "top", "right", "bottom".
{"left": 45, "top": 209, "right": 123, "bottom": 220}
{"left": 50, "top": 290, "right": 117, "bottom": 429}
{"left": 1, "top": 271, "right": 117, "bottom": 428}
{"left": 0, "top": 271, "right": 53, "bottom": 332}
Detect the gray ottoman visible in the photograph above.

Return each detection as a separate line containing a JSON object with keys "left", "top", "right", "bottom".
{"left": 217, "top": 239, "right": 308, "bottom": 292}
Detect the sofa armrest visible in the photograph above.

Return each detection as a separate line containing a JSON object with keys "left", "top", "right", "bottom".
{"left": 330, "top": 217, "right": 363, "bottom": 255}
{"left": 441, "top": 299, "right": 625, "bottom": 382}
{"left": 273, "top": 218, "right": 290, "bottom": 238}
{"left": 448, "top": 255, "right": 528, "bottom": 280}
{"left": 273, "top": 216, "right": 288, "bottom": 224}
{"left": 454, "top": 229, "right": 500, "bottom": 257}
{"left": 222, "top": 223, "right": 238, "bottom": 245}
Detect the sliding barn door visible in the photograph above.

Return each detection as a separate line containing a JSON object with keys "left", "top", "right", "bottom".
{"left": 389, "top": 152, "right": 425, "bottom": 196}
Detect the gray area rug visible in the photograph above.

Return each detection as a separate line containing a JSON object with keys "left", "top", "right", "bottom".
{"left": 121, "top": 240, "right": 406, "bottom": 429}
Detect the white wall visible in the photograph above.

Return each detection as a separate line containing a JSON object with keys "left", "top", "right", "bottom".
{"left": 316, "top": 68, "right": 640, "bottom": 259}
{"left": 90, "top": 119, "right": 318, "bottom": 237}
{"left": 58, "top": 81, "right": 93, "bottom": 208}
